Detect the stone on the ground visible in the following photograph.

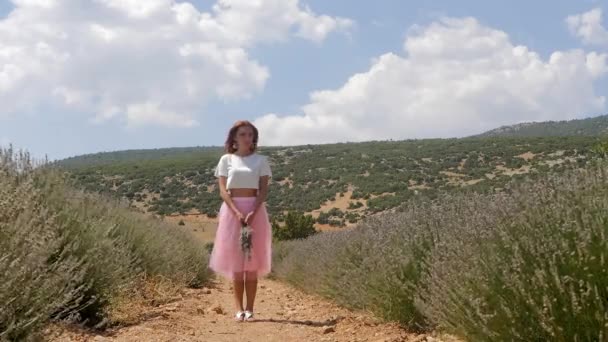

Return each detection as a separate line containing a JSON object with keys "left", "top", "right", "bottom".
{"left": 322, "top": 326, "right": 335, "bottom": 334}
{"left": 209, "top": 304, "right": 224, "bottom": 315}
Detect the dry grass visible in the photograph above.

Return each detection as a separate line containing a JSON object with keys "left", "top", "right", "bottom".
{"left": 106, "top": 274, "right": 186, "bottom": 326}
{"left": 495, "top": 163, "right": 531, "bottom": 175}
{"left": 163, "top": 213, "right": 219, "bottom": 243}
{"left": 440, "top": 171, "right": 467, "bottom": 177}
{"left": 516, "top": 151, "right": 536, "bottom": 160}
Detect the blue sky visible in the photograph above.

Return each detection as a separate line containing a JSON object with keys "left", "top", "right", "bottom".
{"left": 0, "top": 0, "right": 607, "bottom": 161}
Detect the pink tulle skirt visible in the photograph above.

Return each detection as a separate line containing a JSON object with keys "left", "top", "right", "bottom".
{"left": 208, "top": 197, "right": 272, "bottom": 281}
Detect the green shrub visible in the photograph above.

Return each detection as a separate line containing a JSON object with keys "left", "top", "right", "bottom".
{"left": 272, "top": 211, "right": 317, "bottom": 241}
{"left": 591, "top": 139, "right": 608, "bottom": 158}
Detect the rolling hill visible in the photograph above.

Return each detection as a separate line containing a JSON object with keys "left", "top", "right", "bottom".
{"left": 474, "top": 114, "right": 608, "bottom": 138}
{"left": 55, "top": 133, "right": 607, "bottom": 230}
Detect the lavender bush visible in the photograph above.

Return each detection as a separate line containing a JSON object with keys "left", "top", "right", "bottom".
{"left": 419, "top": 161, "right": 608, "bottom": 341}
{"left": 273, "top": 202, "right": 438, "bottom": 330}
{"left": 1, "top": 148, "right": 91, "bottom": 341}
{"left": 1, "top": 146, "right": 212, "bottom": 341}
{"left": 272, "top": 159, "right": 608, "bottom": 340}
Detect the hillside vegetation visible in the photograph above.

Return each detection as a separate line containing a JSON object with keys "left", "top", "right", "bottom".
{"left": 57, "top": 135, "right": 604, "bottom": 228}
{"left": 474, "top": 114, "right": 608, "bottom": 138}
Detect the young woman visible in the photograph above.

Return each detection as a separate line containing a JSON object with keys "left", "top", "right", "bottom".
{"left": 208, "top": 120, "right": 273, "bottom": 322}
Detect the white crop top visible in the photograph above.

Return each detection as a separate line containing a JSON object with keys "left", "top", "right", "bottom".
{"left": 214, "top": 153, "right": 272, "bottom": 190}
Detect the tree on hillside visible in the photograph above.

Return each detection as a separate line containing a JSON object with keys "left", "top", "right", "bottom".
{"left": 272, "top": 210, "right": 317, "bottom": 241}
{"left": 592, "top": 139, "right": 608, "bottom": 158}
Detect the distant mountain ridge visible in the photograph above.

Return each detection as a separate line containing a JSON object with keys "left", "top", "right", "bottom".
{"left": 473, "top": 114, "right": 608, "bottom": 138}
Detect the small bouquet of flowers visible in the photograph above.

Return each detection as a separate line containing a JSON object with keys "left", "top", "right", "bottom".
{"left": 240, "top": 222, "right": 253, "bottom": 261}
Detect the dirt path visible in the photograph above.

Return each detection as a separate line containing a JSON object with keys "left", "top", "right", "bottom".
{"left": 47, "top": 277, "right": 460, "bottom": 342}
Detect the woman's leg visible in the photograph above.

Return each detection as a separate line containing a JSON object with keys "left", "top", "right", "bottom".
{"left": 244, "top": 271, "right": 258, "bottom": 311}
{"left": 233, "top": 271, "right": 245, "bottom": 311}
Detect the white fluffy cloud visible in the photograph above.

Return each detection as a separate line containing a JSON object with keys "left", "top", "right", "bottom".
{"left": 254, "top": 17, "right": 608, "bottom": 145}
{"left": 566, "top": 8, "right": 608, "bottom": 47}
{"left": 0, "top": 0, "right": 353, "bottom": 127}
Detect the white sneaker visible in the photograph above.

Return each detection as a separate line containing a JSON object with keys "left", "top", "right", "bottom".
{"left": 244, "top": 310, "right": 254, "bottom": 321}
{"left": 235, "top": 310, "right": 245, "bottom": 321}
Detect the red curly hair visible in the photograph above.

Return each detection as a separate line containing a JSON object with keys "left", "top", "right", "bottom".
{"left": 224, "top": 120, "right": 259, "bottom": 153}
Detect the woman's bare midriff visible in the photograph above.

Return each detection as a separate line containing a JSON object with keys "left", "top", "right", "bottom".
{"left": 229, "top": 188, "right": 258, "bottom": 197}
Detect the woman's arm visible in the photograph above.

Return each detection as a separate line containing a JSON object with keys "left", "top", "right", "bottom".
{"left": 244, "top": 176, "right": 269, "bottom": 225}
{"left": 218, "top": 176, "right": 241, "bottom": 217}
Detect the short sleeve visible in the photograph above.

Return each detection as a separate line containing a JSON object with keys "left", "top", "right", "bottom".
{"left": 259, "top": 155, "right": 272, "bottom": 178}
{"left": 214, "top": 155, "right": 228, "bottom": 177}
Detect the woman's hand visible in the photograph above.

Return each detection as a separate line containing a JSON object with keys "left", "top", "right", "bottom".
{"left": 244, "top": 210, "right": 256, "bottom": 225}
{"left": 234, "top": 210, "right": 246, "bottom": 225}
